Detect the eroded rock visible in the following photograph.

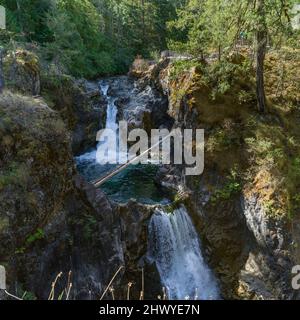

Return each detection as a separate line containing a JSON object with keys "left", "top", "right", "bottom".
{"left": 0, "top": 92, "right": 123, "bottom": 300}
{"left": 4, "top": 50, "right": 40, "bottom": 96}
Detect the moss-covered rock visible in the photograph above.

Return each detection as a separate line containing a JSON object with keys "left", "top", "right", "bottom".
{"left": 4, "top": 50, "right": 40, "bottom": 96}
{"left": 0, "top": 91, "right": 124, "bottom": 299}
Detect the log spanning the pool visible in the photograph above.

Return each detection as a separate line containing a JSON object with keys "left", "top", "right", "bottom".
{"left": 92, "top": 162, "right": 130, "bottom": 188}
{"left": 93, "top": 125, "right": 205, "bottom": 187}
{"left": 93, "top": 129, "right": 178, "bottom": 187}
{"left": 93, "top": 133, "right": 173, "bottom": 187}
{"left": 96, "top": 124, "right": 205, "bottom": 177}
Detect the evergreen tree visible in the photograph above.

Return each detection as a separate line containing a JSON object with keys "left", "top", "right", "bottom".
{"left": 167, "top": 0, "right": 296, "bottom": 110}
{"left": 0, "top": 0, "right": 297, "bottom": 78}
{"left": 255, "top": 0, "right": 267, "bottom": 113}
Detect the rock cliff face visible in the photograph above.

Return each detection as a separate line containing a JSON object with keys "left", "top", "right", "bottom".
{"left": 41, "top": 76, "right": 107, "bottom": 155}
{"left": 238, "top": 195, "right": 295, "bottom": 299}
{"left": 3, "top": 49, "right": 106, "bottom": 156}
{"left": 130, "top": 54, "right": 300, "bottom": 300}
{"left": 117, "top": 200, "right": 162, "bottom": 300}
{"left": 99, "top": 75, "right": 172, "bottom": 131}
{"left": 0, "top": 92, "right": 123, "bottom": 299}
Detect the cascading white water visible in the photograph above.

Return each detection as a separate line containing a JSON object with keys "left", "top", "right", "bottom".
{"left": 148, "top": 205, "right": 219, "bottom": 300}
{"left": 76, "top": 82, "right": 117, "bottom": 163}
{"left": 105, "top": 97, "right": 118, "bottom": 131}
{"left": 96, "top": 82, "right": 120, "bottom": 164}
{"left": 100, "top": 83, "right": 118, "bottom": 131}
{"left": 77, "top": 80, "right": 221, "bottom": 300}
{"left": 100, "top": 83, "right": 109, "bottom": 97}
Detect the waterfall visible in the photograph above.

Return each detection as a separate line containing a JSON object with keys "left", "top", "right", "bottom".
{"left": 100, "top": 83, "right": 109, "bottom": 97}
{"left": 148, "top": 205, "right": 219, "bottom": 300}
{"left": 100, "top": 83, "right": 118, "bottom": 131}
{"left": 105, "top": 97, "right": 118, "bottom": 131}
{"left": 76, "top": 78, "right": 221, "bottom": 300}
{"left": 96, "top": 82, "right": 120, "bottom": 164}
{"left": 106, "top": 97, "right": 118, "bottom": 130}
{"left": 76, "top": 81, "right": 117, "bottom": 163}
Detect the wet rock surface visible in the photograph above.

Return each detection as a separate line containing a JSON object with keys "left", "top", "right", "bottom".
{"left": 41, "top": 76, "right": 107, "bottom": 155}
{"left": 117, "top": 200, "right": 162, "bottom": 300}
{"left": 102, "top": 76, "right": 173, "bottom": 131}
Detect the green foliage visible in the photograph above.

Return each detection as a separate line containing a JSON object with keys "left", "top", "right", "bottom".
{"left": 82, "top": 215, "right": 98, "bottom": 242}
{"left": 21, "top": 291, "right": 37, "bottom": 301}
{"left": 100, "top": 0, "right": 179, "bottom": 56}
{"left": 168, "top": 0, "right": 246, "bottom": 56}
{"left": 15, "top": 247, "right": 25, "bottom": 254}
{"left": 25, "top": 228, "right": 45, "bottom": 245}
{"left": 167, "top": 0, "right": 297, "bottom": 57}
{"left": 290, "top": 157, "right": 300, "bottom": 178}
{"left": 0, "top": 0, "right": 185, "bottom": 77}
{"left": 238, "top": 90, "right": 255, "bottom": 105}
{"left": 287, "top": 157, "right": 300, "bottom": 218}
{"left": 201, "top": 58, "right": 253, "bottom": 100}
{"left": 0, "top": 0, "right": 53, "bottom": 42}
{"left": 210, "top": 168, "right": 242, "bottom": 205}
{"left": 15, "top": 228, "right": 45, "bottom": 254}
{"left": 214, "top": 128, "right": 239, "bottom": 149}
{"left": 169, "top": 59, "right": 201, "bottom": 81}
{"left": 43, "top": 0, "right": 116, "bottom": 77}
{"left": 15, "top": 284, "right": 37, "bottom": 300}
{"left": 0, "top": 0, "right": 298, "bottom": 78}
{"left": 245, "top": 135, "right": 285, "bottom": 169}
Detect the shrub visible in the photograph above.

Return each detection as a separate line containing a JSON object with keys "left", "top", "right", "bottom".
{"left": 210, "top": 168, "right": 242, "bottom": 205}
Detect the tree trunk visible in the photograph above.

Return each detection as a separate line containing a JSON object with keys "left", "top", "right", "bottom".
{"left": 256, "top": 0, "right": 267, "bottom": 113}
{"left": 0, "top": 48, "right": 4, "bottom": 94}
{"left": 16, "top": 0, "right": 23, "bottom": 34}
{"left": 141, "top": 0, "right": 145, "bottom": 48}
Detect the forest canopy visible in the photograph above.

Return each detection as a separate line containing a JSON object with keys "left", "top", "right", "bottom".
{"left": 0, "top": 0, "right": 299, "bottom": 78}
{"left": 0, "top": 0, "right": 181, "bottom": 77}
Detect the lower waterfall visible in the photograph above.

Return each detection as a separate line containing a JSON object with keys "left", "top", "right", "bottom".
{"left": 148, "top": 205, "right": 219, "bottom": 300}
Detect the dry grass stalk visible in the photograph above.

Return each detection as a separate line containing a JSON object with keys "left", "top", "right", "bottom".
{"left": 65, "top": 271, "right": 73, "bottom": 300}
{"left": 109, "top": 286, "right": 115, "bottom": 300}
{"left": 139, "top": 268, "right": 144, "bottom": 301}
{"left": 100, "top": 266, "right": 124, "bottom": 300}
{"left": 127, "top": 282, "right": 133, "bottom": 300}
{"left": 48, "top": 272, "right": 63, "bottom": 300}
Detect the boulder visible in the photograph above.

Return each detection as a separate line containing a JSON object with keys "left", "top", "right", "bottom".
{"left": 4, "top": 50, "right": 40, "bottom": 96}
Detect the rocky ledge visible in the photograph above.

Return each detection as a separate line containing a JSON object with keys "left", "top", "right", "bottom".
{"left": 0, "top": 91, "right": 123, "bottom": 299}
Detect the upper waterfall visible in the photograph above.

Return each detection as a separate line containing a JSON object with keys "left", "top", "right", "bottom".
{"left": 100, "top": 82, "right": 118, "bottom": 131}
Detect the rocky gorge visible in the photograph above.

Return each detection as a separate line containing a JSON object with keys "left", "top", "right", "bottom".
{"left": 0, "top": 48, "right": 300, "bottom": 300}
